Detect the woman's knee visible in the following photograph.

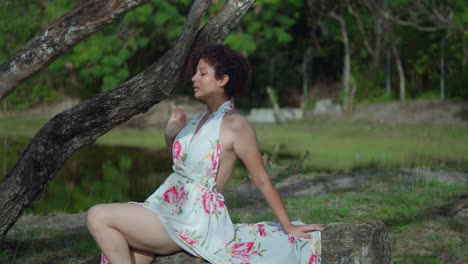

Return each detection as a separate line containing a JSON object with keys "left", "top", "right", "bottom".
{"left": 86, "top": 204, "right": 108, "bottom": 233}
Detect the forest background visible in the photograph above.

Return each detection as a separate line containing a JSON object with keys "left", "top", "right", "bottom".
{"left": 1, "top": 0, "right": 467, "bottom": 110}
{"left": 0, "top": 0, "right": 467, "bottom": 263}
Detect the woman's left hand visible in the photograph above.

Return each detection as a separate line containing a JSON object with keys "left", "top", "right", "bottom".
{"left": 284, "top": 223, "right": 325, "bottom": 239}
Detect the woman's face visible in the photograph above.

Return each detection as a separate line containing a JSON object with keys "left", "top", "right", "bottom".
{"left": 191, "top": 59, "right": 227, "bottom": 100}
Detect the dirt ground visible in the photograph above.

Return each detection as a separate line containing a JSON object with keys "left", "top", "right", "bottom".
{"left": 329, "top": 99, "right": 468, "bottom": 127}
{"left": 2, "top": 96, "right": 467, "bottom": 127}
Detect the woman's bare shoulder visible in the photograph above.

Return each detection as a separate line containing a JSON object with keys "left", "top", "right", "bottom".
{"left": 223, "top": 110, "right": 254, "bottom": 131}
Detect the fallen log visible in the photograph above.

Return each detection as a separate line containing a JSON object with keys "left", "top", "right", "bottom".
{"left": 10, "top": 214, "right": 391, "bottom": 264}
{"left": 153, "top": 220, "right": 391, "bottom": 264}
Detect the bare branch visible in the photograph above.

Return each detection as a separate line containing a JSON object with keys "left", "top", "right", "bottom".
{"left": 347, "top": 5, "right": 374, "bottom": 57}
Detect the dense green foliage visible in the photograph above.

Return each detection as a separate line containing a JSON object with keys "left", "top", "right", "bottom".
{"left": 0, "top": 0, "right": 466, "bottom": 110}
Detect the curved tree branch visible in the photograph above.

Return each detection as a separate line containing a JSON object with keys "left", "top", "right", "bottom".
{"left": 0, "top": 0, "right": 149, "bottom": 102}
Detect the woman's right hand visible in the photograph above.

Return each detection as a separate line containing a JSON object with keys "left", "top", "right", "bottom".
{"left": 165, "top": 104, "right": 187, "bottom": 140}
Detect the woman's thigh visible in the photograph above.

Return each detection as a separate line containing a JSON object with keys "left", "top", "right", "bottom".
{"left": 88, "top": 203, "right": 181, "bottom": 255}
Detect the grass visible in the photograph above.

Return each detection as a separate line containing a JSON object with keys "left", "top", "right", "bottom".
{"left": 229, "top": 171, "right": 468, "bottom": 263}
{"left": 1, "top": 114, "right": 467, "bottom": 263}
{"left": 0, "top": 116, "right": 167, "bottom": 149}
{"left": 254, "top": 119, "right": 468, "bottom": 171}
{"left": 1, "top": 116, "right": 467, "bottom": 172}
{"left": 1, "top": 228, "right": 99, "bottom": 264}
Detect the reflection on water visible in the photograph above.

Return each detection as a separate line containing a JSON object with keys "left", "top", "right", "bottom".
{"left": 1, "top": 136, "right": 172, "bottom": 215}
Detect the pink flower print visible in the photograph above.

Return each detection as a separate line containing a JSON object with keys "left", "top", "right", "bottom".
{"left": 179, "top": 186, "right": 187, "bottom": 202}
{"left": 228, "top": 100, "right": 234, "bottom": 110}
{"left": 100, "top": 253, "right": 109, "bottom": 264}
{"left": 173, "top": 140, "right": 182, "bottom": 159}
{"left": 308, "top": 254, "right": 317, "bottom": 264}
{"left": 257, "top": 224, "right": 266, "bottom": 237}
{"left": 288, "top": 235, "right": 295, "bottom": 244}
{"left": 211, "top": 143, "right": 221, "bottom": 170}
{"left": 231, "top": 241, "right": 258, "bottom": 263}
{"left": 202, "top": 191, "right": 214, "bottom": 214}
{"left": 232, "top": 241, "right": 254, "bottom": 256}
{"left": 202, "top": 191, "right": 224, "bottom": 214}
{"left": 176, "top": 231, "right": 196, "bottom": 245}
{"left": 163, "top": 186, "right": 179, "bottom": 203}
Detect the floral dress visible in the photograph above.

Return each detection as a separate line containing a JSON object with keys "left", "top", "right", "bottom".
{"left": 102, "top": 100, "right": 321, "bottom": 264}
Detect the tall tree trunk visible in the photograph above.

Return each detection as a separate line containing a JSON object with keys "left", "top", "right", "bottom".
{"left": 302, "top": 47, "right": 312, "bottom": 113}
{"left": 330, "top": 11, "right": 352, "bottom": 112}
{"left": 440, "top": 31, "right": 451, "bottom": 99}
{"left": 2, "top": 136, "right": 7, "bottom": 177}
{"left": 0, "top": 0, "right": 150, "bottom": 102}
{"left": 373, "top": 17, "right": 383, "bottom": 66}
{"left": 385, "top": 45, "right": 391, "bottom": 96}
{"left": 392, "top": 44, "right": 405, "bottom": 103}
{"left": 266, "top": 86, "right": 285, "bottom": 124}
{"left": 0, "top": 0, "right": 255, "bottom": 240}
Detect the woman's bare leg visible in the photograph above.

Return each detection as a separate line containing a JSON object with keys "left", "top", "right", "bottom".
{"left": 86, "top": 203, "right": 181, "bottom": 264}
{"left": 130, "top": 248, "right": 155, "bottom": 264}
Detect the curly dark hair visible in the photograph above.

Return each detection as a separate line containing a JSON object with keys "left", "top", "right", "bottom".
{"left": 191, "top": 44, "right": 250, "bottom": 99}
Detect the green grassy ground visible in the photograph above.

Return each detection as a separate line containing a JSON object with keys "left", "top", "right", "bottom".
{"left": 1, "top": 116, "right": 467, "bottom": 263}
{"left": 255, "top": 119, "right": 468, "bottom": 171}
{"left": 228, "top": 171, "right": 467, "bottom": 263}
{"left": 1, "top": 116, "right": 467, "bottom": 171}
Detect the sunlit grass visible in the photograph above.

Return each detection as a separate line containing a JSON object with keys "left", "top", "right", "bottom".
{"left": 0, "top": 117, "right": 49, "bottom": 138}
{"left": 254, "top": 119, "right": 468, "bottom": 171}
{"left": 1, "top": 116, "right": 467, "bottom": 171}
{"left": 96, "top": 128, "right": 166, "bottom": 149}
{"left": 0, "top": 116, "right": 166, "bottom": 149}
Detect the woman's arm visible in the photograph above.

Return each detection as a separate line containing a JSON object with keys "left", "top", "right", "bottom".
{"left": 164, "top": 105, "right": 187, "bottom": 154}
{"left": 230, "top": 116, "right": 324, "bottom": 238}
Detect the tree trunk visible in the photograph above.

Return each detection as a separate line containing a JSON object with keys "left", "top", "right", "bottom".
{"left": 0, "top": 0, "right": 150, "bottom": 102}
{"left": 392, "top": 44, "right": 406, "bottom": 103}
{"left": 440, "top": 31, "right": 451, "bottom": 99}
{"left": 330, "top": 12, "right": 352, "bottom": 113}
{"left": 2, "top": 136, "right": 7, "bottom": 177}
{"left": 302, "top": 47, "right": 313, "bottom": 114}
{"left": 0, "top": 0, "right": 255, "bottom": 240}
{"left": 373, "top": 17, "right": 383, "bottom": 66}
{"left": 385, "top": 45, "right": 391, "bottom": 96}
{"left": 266, "top": 86, "right": 285, "bottom": 124}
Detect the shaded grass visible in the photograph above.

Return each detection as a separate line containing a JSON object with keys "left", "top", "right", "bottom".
{"left": 1, "top": 228, "right": 99, "bottom": 264}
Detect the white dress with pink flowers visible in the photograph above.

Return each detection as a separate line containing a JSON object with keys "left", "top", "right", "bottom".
{"left": 141, "top": 100, "right": 321, "bottom": 263}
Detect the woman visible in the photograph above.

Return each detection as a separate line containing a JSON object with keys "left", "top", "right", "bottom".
{"left": 87, "top": 44, "right": 323, "bottom": 264}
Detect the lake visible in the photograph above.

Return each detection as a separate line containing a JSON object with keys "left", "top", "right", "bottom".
{"left": 1, "top": 136, "right": 172, "bottom": 214}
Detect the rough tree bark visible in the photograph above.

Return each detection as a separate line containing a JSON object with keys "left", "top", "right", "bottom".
{"left": 0, "top": 0, "right": 150, "bottom": 102}
{"left": 0, "top": 0, "right": 256, "bottom": 240}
